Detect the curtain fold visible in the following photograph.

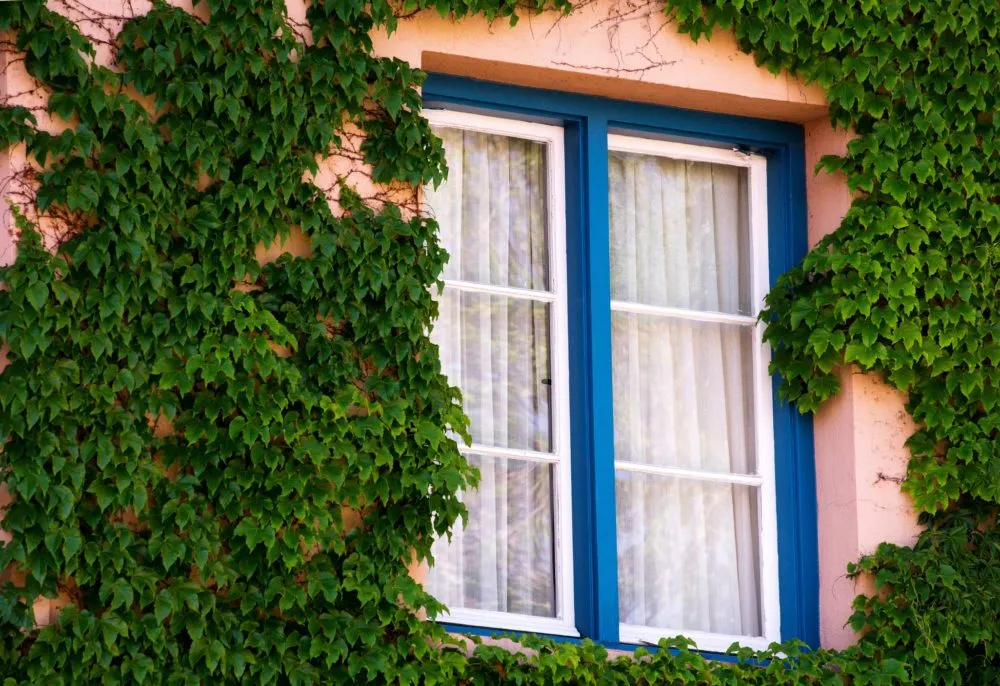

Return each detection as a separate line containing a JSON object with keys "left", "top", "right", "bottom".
{"left": 425, "top": 128, "right": 557, "bottom": 618}
{"left": 610, "top": 150, "right": 761, "bottom": 636}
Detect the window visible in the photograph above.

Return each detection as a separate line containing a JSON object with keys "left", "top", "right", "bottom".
{"left": 606, "top": 137, "right": 776, "bottom": 647}
{"left": 421, "top": 76, "right": 818, "bottom": 653}
{"left": 423, "top": 112, "right": 576, "bottom": 636}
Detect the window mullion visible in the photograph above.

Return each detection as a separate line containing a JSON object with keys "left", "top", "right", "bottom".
{"left": 573, "top": 113, "right": 620, "bottom": 644}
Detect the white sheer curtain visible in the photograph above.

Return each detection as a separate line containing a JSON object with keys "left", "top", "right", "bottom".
{"left": 425, "top": 127, "right": 558, "bottom": 617}
{"left": 609, "top": 149, "right": 762, "bottom": 636}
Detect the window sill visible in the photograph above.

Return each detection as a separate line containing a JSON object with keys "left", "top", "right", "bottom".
{"left": 438, "top": 609, "right": 580, "bottom": 638}
{"left": 619, "top": 624, "right": 773, "bottom": 654}
{"left": 440, "top": 622, "right": 752, "bottom": 663}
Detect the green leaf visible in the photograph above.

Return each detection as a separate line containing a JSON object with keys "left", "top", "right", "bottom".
{"left": 807, "top": 328, "right": 846, "bottom": 356}
{"left": 154, "top": 591, "right": 172, "bottom": 623}
{"left": 62, "top": 531, "right": 82, "bottom": 558}
{"left": 111, "top": 580, "right": 134, "bottom": 610}
{"left": 26, "top": 281, "right": 49, "bottom": 310}
{"left": 205, "top": 640, "right": 226, "bottom": 672}
{"left": 845, "top": 342, "right": 878, "bottom": 368}
{"left": 161, "top": 537, "right": 186, "bottom": 569}
{"left": 897, "top": 321, "right": 922, "bottom": 351}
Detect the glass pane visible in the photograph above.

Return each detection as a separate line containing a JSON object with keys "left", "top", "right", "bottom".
{"left": 427, "top": 455, "right": 557, "bottom": 617}
{"left": 428, "top": 126, "right": 549, "bottom": 291}
{"left": 611, "top": 312, "right": 756, "bottom": 474}
{"left": 608, "top": 149, "right": 751, "bottom": 315}
{"left": 433, "top": 290, "right": 552, "bottom": 452}
{"left": 616, "top": 471, "right": 762, "bottom": 636}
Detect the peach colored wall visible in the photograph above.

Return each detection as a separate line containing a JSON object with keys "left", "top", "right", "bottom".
{"left": 372, "top": 2, "right": 826, "bottom": 123}
{"left": 1, "top": 0, "right": 921, "bottom": 649}
{"left": 1, "top": 44, "right": 11, "bottom": 269}
{"left": 804, "top": 122, "right": 920, "bottom": 648}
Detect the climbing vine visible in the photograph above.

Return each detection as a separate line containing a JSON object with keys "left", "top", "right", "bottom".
{"left": 675, "top": 1, "right": 999, "bottom": 682}
{"left": 0, "top": 0, "right": 995, "bottom": 683}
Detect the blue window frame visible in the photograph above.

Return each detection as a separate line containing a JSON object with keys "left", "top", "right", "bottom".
{"left": 422, "top": 73, "right": 818, "bottom": 652}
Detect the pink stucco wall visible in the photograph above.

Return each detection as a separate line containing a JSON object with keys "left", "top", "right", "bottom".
{"left": 804, "top": 121, "right": 920, "bottom": 647}
{"left": 372, "top": 2, "right": 826, "bottom": 123}
{"left": 0, "top": 0, "right": 921, "bottom": 648}
{"left": 0, "top": 46, "right": 11, "bottom": 269}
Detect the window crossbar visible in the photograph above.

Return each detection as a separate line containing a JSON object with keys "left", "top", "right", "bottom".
{"left": 460, "top": 443, "right": 562, "bottom": 464}
{"left": 614, "top": 460, "right": 763, "bottom": 487}
{"left": 443, "top": 279, "right": 556, "bottom": 302}
{"left": 610, "top": 300, "right": 758, "bottom": 326}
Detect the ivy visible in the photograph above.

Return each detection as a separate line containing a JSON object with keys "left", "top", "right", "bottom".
{"left": 0, "top": 1, "right": 476, "bottom": 682}
{"left": 0, "top": 0, "right": 996, "bottom": 683}
{"left": 668, "top": 0, "right": 999, "bottom": 682}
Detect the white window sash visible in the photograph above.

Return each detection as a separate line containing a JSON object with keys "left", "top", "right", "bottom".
{"left": 423, "top": 108, "right": 577, "bottom": 637}
{"left": 614, "top": 461, "right": 764, "bottom": 487}
{"left": 608, "top": 132, "right": 781, "bottom": 647}
{"left": 443, "top": 279, "right": 556, "bottom": 303}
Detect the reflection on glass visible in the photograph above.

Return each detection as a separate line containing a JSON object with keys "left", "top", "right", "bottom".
{"left": 616, "top": 471, "right": 761, "bottom": 636}
{"left": 434, "top": 290, "right": 553, "bottom": 452}
{"left": 428, "top": 455, "right": 557, "bottom": 617}
{"left": 428, "top": 127, "right": 549, "bottom": 290}
{"left": 609, "top": 150, "right": 751, "bottom": 315}
{"left": 611, "top": 313, "right": 756, "bottom": 474}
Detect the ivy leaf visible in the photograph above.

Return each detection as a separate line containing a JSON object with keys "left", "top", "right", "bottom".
{"left": 845, "top": 342, "right": 878, "bottom": 368}
{"left": 414, "top": 422, "right": 445, "bottom": 448}
{"left": 25, "top": 281, "right": 49, "bottom": 310}
{"left": 51, "top": 485, "right": 74, "bottom": 520}
{"left": 62, "top": 531, "right": 82, "bottom": 558}
{"left": 897, "top": 321, "right": 923, "bottom": 351}
{"left": 889, "top": 367, "right": 917, "bottom": 390}
{"left": 789, "top": 298, "right": 815, "bottom": 329}
{"left": 807, "top": 329, "right": 846, "bottom": 356}
{"left": 161, "top": 537, "right": 186, "bottom": 569}
{"left": 205, "top": 640, "right": 226, "bottom": 673}
{"left": 154, "top": 590, "right": 173, "bottom": 623}
{"left": 897, "top": 227, "right": 926, "bottom": 252}
{"left": 111, "top": 581, "right": 134, "bottom": 611}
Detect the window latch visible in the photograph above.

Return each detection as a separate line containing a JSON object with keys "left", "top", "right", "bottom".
{"left": 731, "top": 145, "right": 760, "bottom": 159}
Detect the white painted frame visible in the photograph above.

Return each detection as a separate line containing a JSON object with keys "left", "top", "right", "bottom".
{"left": 423, "top": 109, "right": 578, "bottom": 638}
{"left": 608, "top": 134, "right": 780, "bottom": 654}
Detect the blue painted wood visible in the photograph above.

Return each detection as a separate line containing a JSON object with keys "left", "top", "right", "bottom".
{"left": 423, "top": 73, "right": 819, "bottom": 650}
{"left": 581, "top": 114, "right": 620, "bottom": 644}
{"left": 423, "top": 74, "right": 803, "bottom": 147}
{"left": 767, "top": 137, "right": 821, "bottom": 648}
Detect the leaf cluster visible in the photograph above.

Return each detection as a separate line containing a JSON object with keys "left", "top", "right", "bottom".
{"left": 666, "top": 0, "right": 1000, "bottom": 682}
